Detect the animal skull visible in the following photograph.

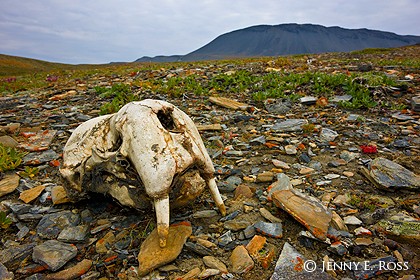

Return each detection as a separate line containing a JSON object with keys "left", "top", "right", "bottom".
{"left": 60, "top": 99, "right": 226, "bottom": 247}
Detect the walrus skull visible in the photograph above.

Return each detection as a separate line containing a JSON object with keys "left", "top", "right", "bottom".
{"left": 60, "top": 99, "right": 226, "bottom": 247}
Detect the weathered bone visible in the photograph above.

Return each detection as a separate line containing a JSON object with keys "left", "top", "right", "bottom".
{"left": 60, "top": 99, "right": 226, "bottom": 247}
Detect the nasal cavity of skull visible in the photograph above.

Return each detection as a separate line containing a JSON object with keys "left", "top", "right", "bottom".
{"left": 157, "top": 108, "right": 176, "bottom": 131}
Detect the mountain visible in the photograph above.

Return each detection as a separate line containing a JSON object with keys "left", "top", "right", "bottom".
{"left": 135, "top": 23, "right": 420, "bottom": 62}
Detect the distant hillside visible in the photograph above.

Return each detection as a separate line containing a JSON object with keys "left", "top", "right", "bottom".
{"left": 0, "top": 54, "right": 119, "bottom": 76}
{"left": 136, "top": 23, "right": 420, "bottom": 62}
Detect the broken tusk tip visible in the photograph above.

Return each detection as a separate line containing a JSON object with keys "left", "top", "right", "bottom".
{"left": 219, "top": 204, "right": 227, "bottom": 216}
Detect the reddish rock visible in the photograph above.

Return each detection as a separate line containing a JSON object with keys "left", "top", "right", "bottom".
{"left": 45, "top": 259, "right": 92, "bottom": 280}
{"left": 234, "top": 184, "right": 254, "bottom": 199}
{"left": 229, "top": 245, "right": 254, "bottom": 274}
{"left": 272, "top": 189, "right": 332, "bottom": 241}
{"left": 138, "top": 222, "right": 192, "bottom": 276}
{"left": 246, "top": 235, "right": 266, "bottom": 257}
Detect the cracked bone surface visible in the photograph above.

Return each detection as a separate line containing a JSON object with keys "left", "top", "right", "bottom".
{"left": 60, "top": 99, "right": 226, "bottom": 247}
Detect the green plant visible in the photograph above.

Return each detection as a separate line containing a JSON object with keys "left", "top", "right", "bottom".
{"left": 0, "top": 143, "right": 27, "bottom": 172}
{"left": 98, "top": 83, "right": 138, "bottom": 114}
{"left": 18, "top": 166, "right": 39, "bottom": 178}
{"left": 0, "top": 211, "right": 12, "bottom": 229}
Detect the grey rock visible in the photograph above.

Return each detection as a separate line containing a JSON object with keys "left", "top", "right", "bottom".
{"left": 243, "top": 225, "right": 256, "bottom": 239}
{"left": 0, "top": 263, "right": 13, "bottom": 280}
{"left": 36, "top": 210, "right": 80, "bottom": 239}
{"left": 218, "top": 230, "right": 234, "bottom": 247}
{"left": 184, "top": 242, "right": 212, "bottom": 256}
{"left": 219, "top": 210, "right": 241, "bottom": 222}
{"left": 250, "top": 135, "right": 266, "bottom": 145}
{"left": 411, "top": 95, "right": 420, "bottom": 112}
{"left": 0, "top": 243, "right": 35, "bottom": 270}
{"left": 268, "top": 173, "right": 292, "bottom": 200}
{"left": 254, "top": 221, "right": 283, "bottom": 238}
{"left": 57, "top": 224, "right": 90, "bottom": 242}
{"left": 32, "top": 240, "right": 77, "bottom": 271}
{"left": 22, "top": 149, "right": 59, "bottom": 165}
{"left": 330, "top": 95, "right": 352, "bottom": 103}
{"left": 319, "top": 128, "right": 338, "bottom": 142}
{"left": 272, "top": 119, "right": 308, "bottom": 132}
{"left": 265, "top": 99, "right": 292, "bottom": 114}
{"left": 271, "top": 242, "right": 334, "bottom": 280}
{"left": 193, "top": 210, "right": 219, "bottom": 219}
{"left": 367, "top": 157, "right": 420, "bottom": 190}
{"left": 299, "top": 153, "right": 311, "bottom": 164}
{"left": 300, "top": 96, "right": 317, "bottom": 105}
{"left": 340, "top": 151, "right": 358, "bottom": 162}
{"left": 353, "top": 256, "right": 397, "bottom": 279}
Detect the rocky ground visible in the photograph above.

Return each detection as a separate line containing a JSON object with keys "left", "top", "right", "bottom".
{"left": 0, "top": 46, "right": 419, "bottom": 280}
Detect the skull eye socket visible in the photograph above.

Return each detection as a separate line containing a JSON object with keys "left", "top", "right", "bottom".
{"left": 157, "top": 108, "right": 175, "bottom": 131}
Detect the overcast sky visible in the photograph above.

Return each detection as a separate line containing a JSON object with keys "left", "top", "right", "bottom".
{"left": 1, "top": 0, "right": 419, "bottom": 64}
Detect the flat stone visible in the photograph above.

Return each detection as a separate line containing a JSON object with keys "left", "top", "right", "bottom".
{"left": 354, "top": 238, "right": 374, "bottom": 246}
{"left": 267, "top": 174, "right": 293, "bottom": 200}
{"left": 36, "top": 211, "right": 80, "bottom": 239}
{"left": 224, "top": 220, "right": 252, "bottom": 231}
{"left": 330, "top": 94, "right": 352, "bottom": 103}
{"left": 19, "top": 185, "right": 46, "bottom": 203}
{"left": 18, "top": 130, "right": 57, "bottom": 152}
{"left": 271, "top": 242, "right": 334, "bottom": 280}
{"left": 0, "top": 174, "right": 20, "bottom": 198}
{"left": 184, "top": 242, "right": 212, "bottom": 256}
{"left": 217, "top": 230, "right": 234, "bottom": 247}
{"left": 44, "top": 259, "right": 92, "bottom": 280}
{"left": 192, "top": 210, "right": 218, "bottom": 219}
{"left": 243, "top": 225, "right": 256, "bottom": 239}
{"left": 254, "top": 221, "right": 283, "bottom": 238}
{"left": 234, "top": 184, "right": 253, "bottom": 199}
{"left": 299, "top": 167, "right": 315, "bottom": 175}
{"left": 300, "top": 96, "right": 318, "bottom": 104}
{"left": 340, "top": 151, "right": 358, "bottom": 162}
{"left": 272, "top": 119, "right": 308, "bottom": 132}
{"left": 256, "top": 171, "right": 275, "bottom": 182}
{"left": 229, "top": 245, "right": 254, "bottom": 274}
{"left": 259, "top": 208, "right": 282, "bottom": 223}
{"left": 57, "top": 225, "right": 90, "bottom": 243}
{"left": 319, "top": 128, "right": 338, "bottom": 142}
{"left": 23, "top": 149, "right": 59, "bottom": 165}
{"left": 0, "top": 243, "right": 36, "bottom": 270}
{"left": 51, "top": 185, "right": 71, "bottom": 205}
{"left": 246, "top": 235, "right": 267, "bottom": 256}
{"left": 332, "top": 194, "right": 351, "bottom": 206}
{"left": 272, "top": 159, "right": 290, "bottom": 169}
{"left": 330, "top": 211, "right": 348, "bottom": 231}
{"left": 285, "top": 145, "right": 297, "bottom": 155}
{"left": 209, "top": 96, "right": 249, "bottom": 110}
{"left": 374, "top": 213, "right": 420, "bottom": 245}
{"left": 353, "top": 256, "right": 397, "bottom": 280}
{"left": 198, "top": 268, "right": 220, "bottom": 278}
{"left": 272, "top": 187, "right": 332, "bottom": 241}
{"left": 137, "top": 222, "right": 192, "bottom": 276}
{"left": 343, "top": 215, "right": 363, "bottom": 225}
{"left": 0, "top": 135, "right": 19, "bottom": 148}
{"left": 179, "top": 267, "right": 201, "bottom": 280}
{"left": 96, "top": 231, "right": 116, "bottom": 254}
{"left": 411, "top": 95, "right": 420, "bottom": 112}
{"left": 324, "top": 174, "right": 340, "bottom": 180}
{"left": 0, "top": 263, "right": 13, "bottom": 280}
{"left": 363, "top": 157, "right": 420, "bottom": 191}
{"left": 203, "top": 256, "right": 228, "bottom": 273}
{"left": 32, "top": 240, "right": 77, "bottom": 271}
{"left": 328, "top": 241, "right": 348, "bottom": 256}
{"left": 265, "top": 99, "right": 292, "bottom": 114}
